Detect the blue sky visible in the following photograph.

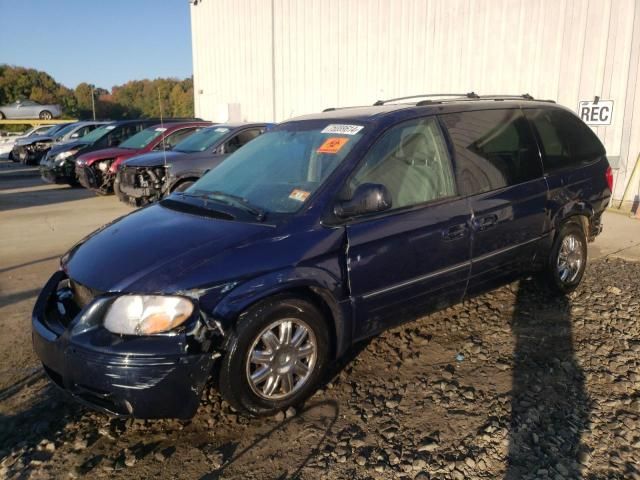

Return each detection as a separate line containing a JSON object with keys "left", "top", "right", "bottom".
{"left": 0, "top": 0, "right": 193, "bottom": 90}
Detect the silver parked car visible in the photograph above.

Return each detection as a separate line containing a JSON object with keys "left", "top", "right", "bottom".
{"left": 0, "top": 125, "right": 55, "bottom": 159}
{"left": 0, "top": 100, "right": 62, "bottom": 120}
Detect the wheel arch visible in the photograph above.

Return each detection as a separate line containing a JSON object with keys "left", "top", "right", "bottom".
{"left": 169, "top": 176, "right": 199, "bottom": 192}
{"left": 208, "top": 269, "right": 352, "bottom": 359}
{"left": 551, "top": 201, "right": 593, "bottom": 239}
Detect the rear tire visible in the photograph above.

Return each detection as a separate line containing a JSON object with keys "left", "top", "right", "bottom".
{"left": 39, "top": 110, "right": 53, "bottom": 120}
{"left": 218, "top": 296, "right": 330, "bottom": 416}
{"left": 544, "top": 221, "right": 587, "bottom": 294}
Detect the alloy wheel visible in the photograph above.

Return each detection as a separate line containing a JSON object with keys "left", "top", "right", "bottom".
{"left": 246, "top": 318, "right": 317, "bottom": 401}
{"left": 556, "top": 233, "right": 584, "bottom": 283}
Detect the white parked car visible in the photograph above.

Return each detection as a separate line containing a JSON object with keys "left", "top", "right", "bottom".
{"left": 0, "top": 125, "right": 55, "bottom": 159}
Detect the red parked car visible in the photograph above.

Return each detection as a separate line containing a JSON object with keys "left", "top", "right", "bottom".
{"left": 75, "top": 121, "right": 211, "bottom": 195}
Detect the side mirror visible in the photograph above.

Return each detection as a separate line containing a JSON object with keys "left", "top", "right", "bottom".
{"left": 334, "top": 183, "right": 392, "bottom": 218}
{"left": 70, "top": 132, "right": 79, "bottom": 138}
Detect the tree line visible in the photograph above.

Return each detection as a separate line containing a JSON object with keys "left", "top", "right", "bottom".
{"left": 0, "top": 65, "right": 194, "bottom": 120}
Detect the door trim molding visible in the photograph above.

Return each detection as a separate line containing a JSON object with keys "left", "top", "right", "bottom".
{"left": 361, "top": 260, "right": 471, "bottom": 299}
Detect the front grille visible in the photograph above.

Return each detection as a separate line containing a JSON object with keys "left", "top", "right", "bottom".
{"left": 120, "top": 167, "right": 137, "bottom": 186}
{"left": 42, "top": 277, "right": 101, "bottom": 331}
{"left": 70, "top": 280, "right": 97, "bottom": 309}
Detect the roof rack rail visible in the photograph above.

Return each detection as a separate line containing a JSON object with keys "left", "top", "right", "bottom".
{"left": 322, "top": 105, "right": 369, "bottom": 112}
{"left": 373, "top": 93, "right": 477, "bottom": 106}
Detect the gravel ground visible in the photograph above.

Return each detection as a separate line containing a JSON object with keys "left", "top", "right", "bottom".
{"left": 1, "top": 256, "right": 638, "bottom": 480}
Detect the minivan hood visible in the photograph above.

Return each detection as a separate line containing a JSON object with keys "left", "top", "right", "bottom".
{"left": 64, "top": 201, "right": 274, "bottom": 293}
{"left": 123, "top": 151, "right": 185, "bottom": 167}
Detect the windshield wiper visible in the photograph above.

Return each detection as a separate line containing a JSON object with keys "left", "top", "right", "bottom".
{"left": 207, "top": 191, "right": 267, "bottom": 221}
{"left": 179, "top": 190, "right": 266, "bottom": 221}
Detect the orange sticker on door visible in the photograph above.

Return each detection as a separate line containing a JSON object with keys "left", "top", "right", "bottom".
{"left": 317, "top": 137, "right": 349, "bottom": 154}
{"left": 289, "top": 189, "right": 310, "bottom": 202}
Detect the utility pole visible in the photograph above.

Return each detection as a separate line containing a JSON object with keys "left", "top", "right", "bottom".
{"left": 90, "top": 84, "right": 96, "bottom": 121}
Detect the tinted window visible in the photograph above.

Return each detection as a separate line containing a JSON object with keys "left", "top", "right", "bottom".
{"left": 163, "top": 127, "right": 199, "bottom": 149}
{"left": 441, "top": 109, "right": 542, "bottom": 195}
{"left": 224, "top": 128, "right": 263, "bottom": 154}
{"left": 348, "top": 117, "right": 456, "bottom": 209}
{"left": 524, "top": 108, "right": 605, "bottom": 172}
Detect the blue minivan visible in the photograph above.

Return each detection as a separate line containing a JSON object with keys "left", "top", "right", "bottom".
{"left": 32, "top": 94, "right": 612, "bottom": 418}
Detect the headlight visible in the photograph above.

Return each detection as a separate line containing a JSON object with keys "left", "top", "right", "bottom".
{"left": 55, "top": 149, "right": 79, "bottom": 162}
{"left": 103, "top": 295, "right": 194, "bottom": 335}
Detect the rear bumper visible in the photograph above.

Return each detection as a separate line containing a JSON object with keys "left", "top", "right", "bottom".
{"left": 32, "top": 271, "right": 217, "bottom": 419}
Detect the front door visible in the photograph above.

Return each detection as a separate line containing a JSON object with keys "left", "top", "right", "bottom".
{"left": 343, "top": 116, "right": 472, "bottom": 339}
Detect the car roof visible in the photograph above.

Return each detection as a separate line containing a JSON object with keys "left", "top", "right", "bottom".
{"left": 103, "top": 118, "right": 201, "bottom": 126}
{"left": 203, "top": 122, "right": 271, "bottom": 129}
{"left": 287, "top": 97, "right": 570, "bottom": 125}
{"left": 146, "top": 121, "right": 213, "bottom": 130}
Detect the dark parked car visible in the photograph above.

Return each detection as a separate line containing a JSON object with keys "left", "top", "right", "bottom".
{"left": 115, "top": 123, "right": 269, "bottom": 205}
{"left": 40, "top": 118, "right": 197, "bottom": 185}
{"left": 75, "top": 122, "right": 211, "bottom": 195}
{"left": 12, "top": 121, "right": 105, "bottom": 165}
{"left": 32, "top": 94, "right": 611, "bottom": 419}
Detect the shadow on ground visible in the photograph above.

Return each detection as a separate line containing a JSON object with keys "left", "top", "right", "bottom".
{"left": 506, "top": 279, "right": 591, "bottom": 478}
{"left": 0, "top": 175, "right": 93, "bottom": 212}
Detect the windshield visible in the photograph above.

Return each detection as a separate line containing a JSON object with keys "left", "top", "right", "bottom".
{"left": 52, "top": 123, "right": 77, "bottom": 138}
{"left": 78, "top": 124, "right": 115, "bottom": 143}
{"left": 185, "top": 122, "right": 365, "bottom": 215}
{"left": 173, "top": 126, "right": 230, "bottom": 153}
{"left": 119, "top": 127, "right": 165, "bottom": 149}
{"left": 45, "top": 124, "right": 68, "bottom": 136}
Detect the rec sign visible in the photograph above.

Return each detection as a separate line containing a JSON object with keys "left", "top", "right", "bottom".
{"left": 578, "top": 100, "right": 614, "bottom": 126}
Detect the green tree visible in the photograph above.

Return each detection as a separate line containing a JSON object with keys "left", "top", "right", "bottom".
{"left": 0, "top": 64, "right": 194, "bottom": 120}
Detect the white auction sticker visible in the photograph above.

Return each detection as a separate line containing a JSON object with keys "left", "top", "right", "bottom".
{"left": 321, "top": 124, "right": 364, "bottom": 135}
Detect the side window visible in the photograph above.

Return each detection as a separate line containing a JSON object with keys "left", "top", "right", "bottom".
{"left": 163, "top": 128, "right": 197, "bottom": 149}
{"left": 224, "top": 128, "right": 262, "bottom": 154}
{"left": 524, "top": 109, "right": 605, "bottom": 172}
{"left": 349, "top": 117, "right": 456, "bottom": 210}
{"left": 441, "top": 109, "right": 542, "bottom": 196}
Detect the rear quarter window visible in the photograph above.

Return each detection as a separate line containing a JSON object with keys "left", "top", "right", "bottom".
{"left": 440, "top": 109, "right": 543, "bottom": 196}
{"left": 523, "top": 108, "right": 605, "bottom": 173}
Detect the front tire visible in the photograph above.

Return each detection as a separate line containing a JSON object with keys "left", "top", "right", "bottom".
{"left": 545, "top": 221, "right": 587, "bottom": 294}
{"left": 218, "top": 296, "right": 330, "bottom": 416}
{"left": 0, "top": 111, "right": 5, "bottom": 119}
{"left": 39, "top": 110, "right": 53, "bottom": 120}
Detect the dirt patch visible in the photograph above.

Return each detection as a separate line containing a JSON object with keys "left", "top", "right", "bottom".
{"left": 1, "top": 257, "right": 639, "bottom": 479}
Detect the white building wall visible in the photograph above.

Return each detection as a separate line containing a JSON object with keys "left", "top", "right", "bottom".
{"left": 191, "top": 0, "right": 640, "bottom": 206}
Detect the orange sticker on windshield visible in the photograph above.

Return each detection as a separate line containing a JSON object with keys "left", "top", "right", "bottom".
{"left": 289, "top": 189, "right": 310, "bottom": 202}
{"left": 317, "top": 137, "right": 349, "bottom": 154}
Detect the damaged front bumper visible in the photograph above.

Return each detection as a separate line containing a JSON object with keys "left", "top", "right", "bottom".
{"left": 116, "top": 166, "right": 168, "bottom": 205}
{"left": 32, "top": 271, "right": 220, "bottom": 419}
{"left": 40, "top": 154, "right": 76, "bottom": 184}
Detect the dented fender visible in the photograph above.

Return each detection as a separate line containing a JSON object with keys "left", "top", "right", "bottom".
{"left": 199, "top": 265, "right": 353, "bottom": 358}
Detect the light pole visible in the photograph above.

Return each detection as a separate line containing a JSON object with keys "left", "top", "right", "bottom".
{"left": 90, "top": 84, "right": 96, "bottom": 121}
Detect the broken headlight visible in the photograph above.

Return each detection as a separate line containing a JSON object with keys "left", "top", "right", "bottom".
{"left": 55, "top": 149, "right": 79, "bottom": 163}
{"left": 104, "top": 295, "right": 194, "bottom": 335}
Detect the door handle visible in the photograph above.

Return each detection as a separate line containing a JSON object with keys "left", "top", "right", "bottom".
{"left": 442, "top": 224, "right": 467, "bottom": 240}
{"left": 472, "top": 214, "right": 498, "bottom": 231}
